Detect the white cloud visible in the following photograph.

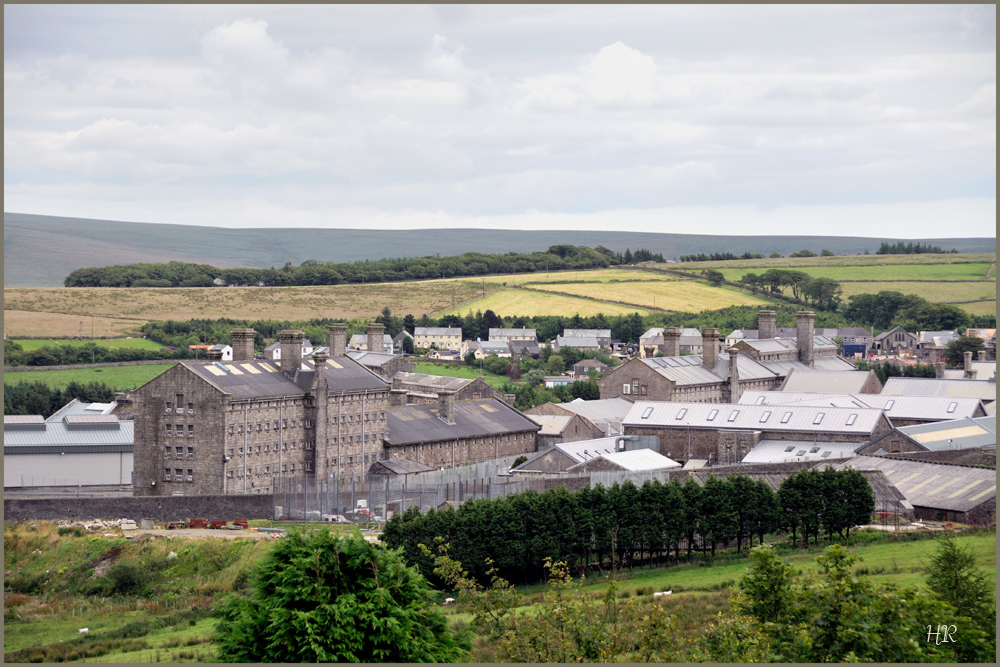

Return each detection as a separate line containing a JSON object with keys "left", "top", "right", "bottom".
{"left": 583, "top": 42, "right": 658, "bottom": 104}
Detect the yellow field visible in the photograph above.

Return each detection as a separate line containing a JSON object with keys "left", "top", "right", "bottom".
{"left": 529, "top": 280, "right": 770, "bottom": 312}
{"left": 835, "top": 281, "right": 996, "bottom": 308}
{"left": 453, "top": 268, "right": 678, "bottom": 286}
{"left": 446, "top": 290, "right": 649, "bottom": 317}
{"left": 2, "top": 310, "right": 147, "bottom": 338}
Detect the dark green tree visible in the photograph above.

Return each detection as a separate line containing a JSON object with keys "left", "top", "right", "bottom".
{"left": 213, "top": 529, "right": 470, "bottom": 662}
{"left": 944, "top": 335, "right": 985, "bottom": 367}
{"left": 926, "top": 534, "right": 996, "bottom": 638}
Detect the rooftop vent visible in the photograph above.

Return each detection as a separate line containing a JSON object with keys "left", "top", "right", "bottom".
{"left": 64, "top": 414, "right": 121, "bottom": 430}
{"left": 4, "top": 415, "right": 46, "bottom": 431}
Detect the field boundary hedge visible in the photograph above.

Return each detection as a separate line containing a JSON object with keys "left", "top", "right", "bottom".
{"left": 4, "top": 360, "right": 180, "bottom": 373}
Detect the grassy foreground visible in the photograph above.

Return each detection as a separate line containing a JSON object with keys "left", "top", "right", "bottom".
{"left": 4, "top": 520, "right": 994, "bottom": 663}
{"left": 3, "top": 364, "right": 174, "bottom": 391}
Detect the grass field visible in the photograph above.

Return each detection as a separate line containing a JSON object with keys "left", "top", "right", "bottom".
{"left": 667, "top": 252, "right": 996, "bottom": 271}
{"left": 3, "top": 364, "right": 174, "bottom": 390}
{"left": 11, "top": 338, "right": 164, "bottom": 351}
{"left": 708, "top": 262, "right": 995, "bottom": 283}
{"left": 834, "top": 281, "right": 996, "bottom": 306}
{"left": 2, "top": 310, "right": 149, "bottom": 338}
{"left": 529, "top": 280, "right": 771, "bottom": 312}
{"left": 446, "top": 289, "right": 650, "bottom": 318}
{"left": 454, "top": 268, "right": 680, "bottom": 286}
{"left": 413, "top": 362, "right": 510, "bottom": 389}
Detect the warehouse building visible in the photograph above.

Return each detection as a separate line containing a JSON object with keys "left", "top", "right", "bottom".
{"left": 857, "top": 416, "right": 996, "bottom": 456}
{"left": 739, "top": 391, "right": 988, "bottom": 427}
{"left": 880, "top": 377, "right": 996, "bottom": 404}
{"left": 778, "top": 369, "right": 882, "bottom": 394}
{"left": 530, "top": 397, "right": 635, "bottom": 436}
{"left": 511, "top": 435, "right": 662, "bottom": 473}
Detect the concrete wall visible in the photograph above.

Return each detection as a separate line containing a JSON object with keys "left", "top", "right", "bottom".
{"left": 3, "top": 494, "right": 274, "bottom": 522}
{"left": 5, "top": 452, "right": 133, "bottom": 487}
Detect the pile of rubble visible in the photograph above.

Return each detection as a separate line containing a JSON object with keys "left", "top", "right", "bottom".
{"left": 57, "top": 518, "right": 138, "bottom": 531}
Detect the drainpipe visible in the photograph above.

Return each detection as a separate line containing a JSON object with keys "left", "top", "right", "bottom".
{"left": 243, "top": 403, "right": 248, "bottom": 493}
{"left": 615, "top": 435, "right": 639, "bottom": 452}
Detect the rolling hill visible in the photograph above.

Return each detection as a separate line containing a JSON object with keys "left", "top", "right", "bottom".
{"left": 4, "top": 212, "right": 995, "bottom": 287}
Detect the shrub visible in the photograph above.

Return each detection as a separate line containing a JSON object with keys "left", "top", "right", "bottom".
{"left": 104, "top": 562, "right": 149, "bottom": 596}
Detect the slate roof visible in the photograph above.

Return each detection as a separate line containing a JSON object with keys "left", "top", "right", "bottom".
{"left": 529, "top": 414, "right": 574, "bottom": 436}
{"left": 831, "top": 456, "right": 997, "bottom": 513}
{"left": 489, "top": 328, "right": 536, "bottom": 339}
{"left": 881, "top": 378, "right": 997, "bottom": 401}
{"left": 624, "top": 400, "right": 886, "bottom": 435}
{"left": 556, "top": 336, "right": 601, "bottom": 349}
{"left": 563, "top": 329, "right": 611, "bottom": 338}
{"left": 780, "top": 369, "right": 878, "bottom": 394}
{"left": 726, "top": 327, "right": 798, "bottom": 341}
{"left": 182, "top": 358, "right": 386, "bottom": 400}
{"left": 739, "top": 391, "right": 986, "bottom": 422}
{"left": 385, "top": 398, "right": 539, "bottom": 446}
{"left": 414, "top": 327, "right": 462, "bottom": 336}
{"left": 368, "top": 458, "right": 436, "bottom": 475}
{"left": 345, "top": 350, "right": 399, "bottom": 368}
{"left": 393, "top": 372, "right": 475, "bottom": 391}
{"left": 478, "top": 341, "right": 512, "bottom": 354}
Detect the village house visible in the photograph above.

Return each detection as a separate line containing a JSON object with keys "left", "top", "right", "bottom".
{"left": 413, "top": 327, "right": 462, "bottom": 350}
{"left": 462, "top": 339, "right": 512, "bottom": 359}
{"left": 562, "top": 329, "right": 612, "bottom": 348}
{"left": 488, "top": 327, "right": 537, "bottom": 343}
{"left": 873, "top": 326, "right": 919, "bottom": 355}
{"left": 571, "top": 359, "right": 609, "bottom": 379}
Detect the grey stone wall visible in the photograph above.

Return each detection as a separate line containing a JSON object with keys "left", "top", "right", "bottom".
{"left": 4, "top": 494, "right": 273, "bottom": 522}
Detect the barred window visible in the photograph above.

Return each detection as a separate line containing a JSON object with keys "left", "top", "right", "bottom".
{"left": 164, "top": 446, "right": 171, "bottom": 456}
{"left": 165, "top": 424, "right": 172, "bottom": 435}
{"left": 187, "top": 424, "right": 194, "bottom": 436}
{"left": 164, "top": 468, "right": 171, "bottom": 480}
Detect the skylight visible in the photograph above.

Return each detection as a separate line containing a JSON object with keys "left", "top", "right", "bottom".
{"left": 641, "top": 407, "right": 653, "bottom": 419}
{"left": 676, "top": 408, "right": 688, "bottom": 420}
{"left": 755, "top": 396, "right": 766, "bottom": 405}
{"left": 707, "top": 409, "right": 719, "bottom": 421}
{"left": 810, "top": 446, "right": 820, "bottom": 453}
{"left": 813, "top": 413, "right": 825, "bottom": 425}
{"left": 846, "top": 413, "right": 858, "bottom": 426}
{"left": 885, "top": 400, "right": 895, "bottom": 410}
{"left": 781, "top": 412, "right": 792, "bottom": 424}
{"left": 727, "top": 410, "right": 740, "bottom": 422}
{"left": 946, "top": 402, "right": 958, "bottom": 413}
{"left": 784, "top": 445, "right": 795, "bottom": 453}
{"left": 759, "top": 411, "right": 771, "bottom": 423}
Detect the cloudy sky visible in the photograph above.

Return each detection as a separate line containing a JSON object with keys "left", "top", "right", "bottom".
{"left": 4, "top": 4, "right": 996, "bottom": 237}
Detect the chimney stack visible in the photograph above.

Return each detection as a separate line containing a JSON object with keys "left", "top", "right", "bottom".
{"left": 389, "top": 389, "right": 408, "bottom": 406}
{"left": 206, "top": 348, "right": 223, "bottom": 362}
{"left": 662, "top": 327, "right": 681, "bottom": 357}
{"left": 702, "top": 328, "right": 719, "bottom": 369}
{"left": 796, "top": 311, "right": 815, "bottom": 366}
{"left": 230, "top": 328, "right": 256, "bottom": 362}
{"left": 964, "top": 351, "right": 974, "bottom": 379}
{"left": 312, "top": 350, "right": 328, "bottom": 386}
{"left": 329, "top": 322, "right": 347, "bottom": 357}
{"left": 978, "top": 350, "right": 987, "bottom": 362}
{"left": 438, "top": 389, "right": 456, "bottom": 424}
{"left": 935, "top": 360, "right": 946, "bottom": 379}
{"left": 727, "top": 347, "right": 742, "bottom": 403}
{"left": 278, "top": 330, "right": 304, "bottom": 378}
{"left": 367, "top": 323, "right": 385, "bottom": 354}
{"left": 757, "top": 310, "right": 777, "bottom": 340}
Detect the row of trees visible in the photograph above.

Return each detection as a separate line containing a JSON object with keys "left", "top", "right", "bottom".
{"left": 679, "top": 251, "right": 766, "bottom": 262}
{"left": 876, "top": 241, "right": 958, "bottom": 255}
{"left": 853, "top": 359, "right": 937, "bottom": 384}
{"left": 382, "top": 468, "right": 875, "bottom": 587}
{"left": 4, "top": 381, "right": 116, "bottom": 417}
{"left": 63, "top": 245, "right": 666, "bottom": 288}
{"left": 3, "top": 340, "right": 187, "bottom": 368}
{"left": 844, "top": 289, "right": 983, "bottom": 331}
{"left": 738, "top": 270, "right": 843, "bottom": 310}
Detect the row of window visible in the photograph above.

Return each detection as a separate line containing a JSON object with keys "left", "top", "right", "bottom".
{"left": 229, "top": 441, "right": 316, "bottom": 456}
{"left": 165, "top": 424, "right": 195, "bottom": 436}
{"left": 623, "top": 381, "right": 648, "bottom": 396}
{"left": 164, "top": 446, "right": 194, "bottom": 458}
{"left": 164, "top": 468, "right": 194, "bottom": 482}
{"left": 229, "top": 419, "right": 309, "bottom": 434}
{"left": 230, "top": 461, "right": 313, "bottom": 477}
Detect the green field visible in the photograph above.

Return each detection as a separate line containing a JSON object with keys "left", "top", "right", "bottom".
{"left": 530, "top": 279, "right": 771, "bottom": 312}
{"left": 412, "top": 362, "right": 509, "bottom": 389}
{"left": 3, "top": 364, "right": 174, "bottom": 390}
{"left": 668, "top": 252, "right": 996, "bottom": 271}
{"left": 709, "top": 262, "right": 995, "bottom": 283}
{"left": 11, "top": 338, "right": 164, "bottom": 352}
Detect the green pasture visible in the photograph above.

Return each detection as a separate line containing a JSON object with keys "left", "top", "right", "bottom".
{"left": 668, "top": 252, "right": 996, "bottom": 271}
{"left": 412, "top": 361, "right": 509, "bottom": 389}
{"left": 710, "top": 262, "right": 995, "bottom": 283}
{"left": 11, "top": 338, "right": 165, "bottom": 352}
{"left": 3, "top": 364, "right": 174, "bottom": 391}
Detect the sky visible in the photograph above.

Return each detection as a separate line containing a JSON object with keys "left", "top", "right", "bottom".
{"left": 4, "top": 4, "right": 996, "bottom": 238}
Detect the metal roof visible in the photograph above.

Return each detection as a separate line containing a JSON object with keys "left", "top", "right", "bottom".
{"left": 393, "top": 373, "right": 475, "bottom": 391}
{"left": 781, "top": 370, "right": 877, "bottom": 394}
{"left": 569, "top": 449, "right": 681, "bottom": 472}
{"left": 943, "top": 362, "right": 996, "bottom": 381}
{"left": 563, "top": 329, "right": 611, "bottom": 338}
{"left": 558, "top": 397, "right": 634, "bottom": 421}
{"left": 895, "top": 416, "right": 996, "bottom": 451}
{"left": 740, "top": 336, "right": 838, "bottom": 355}
{"left": 986, "top": 402, "right": 996, "bottom": 416}
{"left": 385, "top": 399, "right": 539, "bottom": 446}
{"left": 46, "top": 399, "right": 116, "bottom": 422}
{"left": 832, "top": 456, "right": 996, "bottom": 513}
{"left": 624, "top": 400, "right": 886, "bottom": 435}
{"left": 639, "top": 355, "right": 725, "bottom": 385}
{"left": 345, "top": 350, "right": 398, "bottom": 368}
{"left": 881, "top": 378, "right": 997, "bottom": 401}
{"left": 741, "top": 439, "right": 859, "bottom": 464}
{"left": 706, "top": 352, "right": 780, "bottom": 382}
{"left": 739, "top": 391, "right": 986, "bottom": 422}
{"left": 4, "top": 415, "right": 46, "bottom": 430}
{"left": 528, "top": 414, "right": 574, "bottom": 435}
{"left": 414, "top": 327, "right": 462, "bottom": 336}
{"left": 761, "top": 356, "right": 857, "bottom": 375}
{"left": 553, "top": 437, "right": 630, "bottom": 463}
{"left": 64, "top": 414, "right": 121, "bottom": 430}
{"left": 918, "top": 331, "right": 960, "bottom": 344}
{"left": 5, "top": 416, "right": 134, "bottom": 448}
{"left": 182, "top": 358, "right": 386, "bottom": 400}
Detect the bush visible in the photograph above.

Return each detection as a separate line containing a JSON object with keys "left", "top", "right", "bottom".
{"left": 104, "top": 561, "right": 149, "bottom": 596}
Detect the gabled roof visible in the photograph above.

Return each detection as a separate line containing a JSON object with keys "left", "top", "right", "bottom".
{"left": 557, "top": 397, "right": 634, "bottom": 422}
{"left": 881, "top": 378, "right": 997, "bottom": 401}
{"left": 563, "top": 329, "right": 611, "bottom": 338}
{"left": 624, "top": 400, "right": 886, "bottom": 435}
{"left": 385, "top": 399, "right": 538, "bottom": 446}
{"left": 529, "top": 414, "right": 574, "bottom": 435}
{"left": 760, "top": 356, "right": 857, "bottom": 375}
{"left": 393, "top": 372, "right": 477, "bottom": 391}
{"left": 478, "top": 341, "right": 512, "bottom": 353}
{"left": 739, "top": 391, "right": 986, "bottom": 422}
{"left": 345, "top": 350, "right": 399, "bottom": 368}
{"left": 874, "top": 326, "right": 915, "bottom": 341}
{"left": 943, "top": 362, "right": 996, "bottom": 381}
{"left": 46, "top": 399, "right": 117, "bottom": 422}
{"left": 556, "top": 336, "right": 601, "bottom": 348}
{"left": 414, "top": 327, "right": 461, "bottom": 336}
{"left": 567, "top": 449, "right": 681, "bottom": 472}
{"left": 741, "top": 439, "right": 859, "bottom": 464}
{"left": 181, "top": 357, "right": 386, "bottom": 400}
{"left": 5, "top": 414, "right": 134, "bottom": 449}
{"left": 893, "top": 415, "right": 996, "bottom": 451}
{"left": 739, "top": 336, "right": 838, "bottom": 355}
{"left": 780, "top": 369, "right": 879, "bottom": 394}
{"left": 368, "top": 458, "right": 436, "bottom": 475}
{"left": 489, "top": 328, "right": 536, "bottom": 338}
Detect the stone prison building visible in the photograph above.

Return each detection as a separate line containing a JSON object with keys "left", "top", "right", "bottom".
{"left": 133, "top": 325, "right": 537, "bottom": 497}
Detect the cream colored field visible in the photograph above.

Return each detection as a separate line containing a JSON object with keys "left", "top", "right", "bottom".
{"left": 530, "top": 280, "right": 770, "bottom": 312}
{"left": 446, "top": 290, "right": 648, "bottom": 317}
{"left": 453, "top": 268, "right": 677, "bottom": 286}
{"left": 2, "top": 310, "right": 146, "bottom": 338}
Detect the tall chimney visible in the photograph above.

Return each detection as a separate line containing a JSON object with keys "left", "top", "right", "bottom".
{"left": 311, "top": 351, "right": 329, "bottom": 483}
{"left": 757, "top": 310, "right": 777, "bottom": 340}
{"left": 206, "top": 348, "right": 223, "bottom": 362}
{"left": 727, "top": 347, "right": 742, "bottom": 403}
{"left": 367, "top": 323, "right": 385, "bottom": 354}
{"left": 935, "top": 360, "right": 946, "bottom": 379}
{"left": 796, "top": 311, "right": 815, "bottom": 366}
{"left": 978, "top": 350, "right": 987, "bottom": 362}
{"left": 312, "top": 351, "right": 328, "bottom": 389}
{"left": 278, "top": 330, "right": 304, "bottom": 378}
{"left": 702, "top": 328, "right": 719, "bottom": 369}
{"left": 662, "top": 327, "right": 681, "bottom": 357}
{"left": 964, "top": 351, "right": 974, "bottom": 379}
{"left": 329, "top": 322, "right": 347, "bottom": 357}
{"left": 438, "top": 389, "right": 456, "bottom": 424}
{"left": 230, "top": 328, "right": 256, "bottom": 362}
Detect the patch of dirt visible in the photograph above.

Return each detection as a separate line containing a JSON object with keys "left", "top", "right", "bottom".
{"left": 89, "top": 546, "right": 122, "bottom": 579}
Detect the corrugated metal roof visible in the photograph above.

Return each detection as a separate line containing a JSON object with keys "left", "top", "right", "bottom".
{"left": 640, "top": 355, "right": 724, "bottom": 385}
{"left": 832, "top": 456, "right": 996, "bottom": 513}
{"left": 986, "top": 402, "right": 996, "bottom": 416}
{"left": 345, "top": 350, "right": 398, "bottom": 368}
{"left": 4, "top": 415, "right": 47, "bottom": 431}
{"left": 761, "top": 356, "right": 857, "bottom": 375}
{"left": 572, "top": 449, "right": 681, "bottom": 472}
{"left": 881, "top": 378, "right": 997, "bottom": 401}
{"left": 528, "top": 414, "right": 574, "bottom": 435}
{"left": 741, "top": 439, "right": 859, "bottom": 464}
{"left": 385, "top": 399, "right": 538, "bottom": 446}
{"left": 558, "top": 397, "right": 634, "bottom": 421}
{"left": 943, "top": 362, "right": 996, "bottom": 381}
{"left": 896, "top": 416, "right": 997, "bottom": 450}
{"left": 624, "top": 400, "right": 885, "bottom": 435}
{"left": 4, "top": 418, "right": 134, "bottom": 447}
{"left": 781, "top": 370, "right": 876, "bottom": 394}
{"left": 554, "top": 437, "right": 629, "bottom": 462}
{"left": 46, "top": 399, "right": 116, "bottom": 422}
{"left": 708, "top": 353, "right": 780, "bottom": 382}
{"left": 64, "top": 414, "right": 121, "bottom": 430}
{"left": 393, "top": 373, "right": 474, "bottom": 391}
{"left": 739, "top": 391, "right": 986, "bottom": 422}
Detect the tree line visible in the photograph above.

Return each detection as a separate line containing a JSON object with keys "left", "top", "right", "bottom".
{"left": 3, "top": 340, "right": 187, "bottom": 368}
{"left": 62, "top": 245, "right": 666, "bottom": 288}
{"left": 381, "top": 467, "right": 875, "bottom": 587}
{"left": 877, "top": 241, "right": 958, "bottom": 255}
{"left": 679, "top": 251, "right": 766, "bottom": 262}
{"left": 843, "top": 289, "right": 991, "bottom": 331}
{"left": 4, "top": 380, "right": 116, "bottom": 417}
{"left": 738, "top": 269, "right": 843, "bottom": 311}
